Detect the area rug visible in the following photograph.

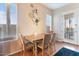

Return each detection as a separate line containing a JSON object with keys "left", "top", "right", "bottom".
{"left": 54, "top": 47, "right": 79, "bottom": 56}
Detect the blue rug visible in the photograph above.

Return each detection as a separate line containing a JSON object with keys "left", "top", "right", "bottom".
{"left": 54, "top": 47, "right": 79, "bottom": 56}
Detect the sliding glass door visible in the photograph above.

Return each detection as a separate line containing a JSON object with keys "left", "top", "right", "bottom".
{"left": 64, "top": 12, "right": 78, "bottom": 44}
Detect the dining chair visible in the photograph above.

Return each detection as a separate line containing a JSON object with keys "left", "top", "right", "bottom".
{"left": 37, "top": 34, "right": 51, "bottom": 56}
{"left": 18, "top": 34, "right": 34, "bottom": 56}
{"left": 49, "top": 32, "right": 56, "bottom": 55}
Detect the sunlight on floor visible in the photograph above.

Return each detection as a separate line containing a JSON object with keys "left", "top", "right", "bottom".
{"left": 64, "top": 46, "right": 77, "bottom": 51}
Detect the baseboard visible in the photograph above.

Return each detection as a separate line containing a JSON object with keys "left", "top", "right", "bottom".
{"left": 7, "top": 49, "right": 22, "bottom": 56}
{"left": 56, "top": 39, "right": 64, "bottom": 42}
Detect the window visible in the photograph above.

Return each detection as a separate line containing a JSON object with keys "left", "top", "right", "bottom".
{"left": 10, "top": 4, "right": 17, "bottom": 25}
{"left": 45, "top": 15, "right": 52, "bottom": 33}
{"left": 0, "top": 3, "right": 7, "bottom": 39}
{"left": 9, "top": 4, "right": 17, "bottom": 37}
{"left": 0, "top": 4, "right": 6, "bottom": 24}
{"left": 0, "top": 3, "right": 17, "bottom": 42}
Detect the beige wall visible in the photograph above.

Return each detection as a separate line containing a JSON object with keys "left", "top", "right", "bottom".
{"left": 17, "top": 3, "right": 52, "bottom": 35}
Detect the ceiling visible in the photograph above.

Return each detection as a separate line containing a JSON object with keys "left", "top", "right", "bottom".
{"left": 43, "top": 3, "right": 69, "bottom": 10}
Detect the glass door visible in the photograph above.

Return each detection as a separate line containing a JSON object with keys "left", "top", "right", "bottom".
{"left": 64, "top": 13, "right": 78, "bottom": 44}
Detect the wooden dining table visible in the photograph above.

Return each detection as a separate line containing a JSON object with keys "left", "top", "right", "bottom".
{"left": 24, "top": 33, "right": 45, "bottom": 56}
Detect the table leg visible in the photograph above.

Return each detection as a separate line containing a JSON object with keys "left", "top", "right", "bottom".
{"left": 33, "top": 41, "right": 37, "bottom": 56}
{"left": 33, "top": 43, "right": 35, "bottom": 56}
{"left": 35, "top": 41, "right": 37, "bottom": 56}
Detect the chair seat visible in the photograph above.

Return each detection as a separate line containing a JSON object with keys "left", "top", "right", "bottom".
{"left": 38, "top": 43, "right": 43, "bottom": 49}
{"left": 38, "top": 42, "right": 48, "bottom": 49}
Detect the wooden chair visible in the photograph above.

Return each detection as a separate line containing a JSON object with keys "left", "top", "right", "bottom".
{"left": 18, "top": 34, "right": 34, "bottom": 56}
{"left": 49, "top": 32, "right": 56, "bottom": 55}
{"left": 37, "top": 34, "right": 51, "bottom": 56}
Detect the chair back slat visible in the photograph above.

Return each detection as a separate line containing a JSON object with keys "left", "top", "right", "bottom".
{"left": 50, "top": 33, "right": 56, "bottom": 43}
{"left": 44, "top": 34, "right": 51, "bottom": 46}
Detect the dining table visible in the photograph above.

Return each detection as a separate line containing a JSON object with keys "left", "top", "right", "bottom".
{"left": 24, "top": 33, "right": 45, "bottom": 56}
